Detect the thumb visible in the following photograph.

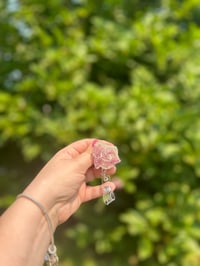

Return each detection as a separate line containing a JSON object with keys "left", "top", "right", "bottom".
{"left": 73, "top": 150, "right": 93, "bottom": 173}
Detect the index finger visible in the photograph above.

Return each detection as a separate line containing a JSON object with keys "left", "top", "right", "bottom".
{"left": 56, "top": 138, "right": 114, "bottom": 159}
{"left": 56, "top": 138, "right": 96, "bottom": 159}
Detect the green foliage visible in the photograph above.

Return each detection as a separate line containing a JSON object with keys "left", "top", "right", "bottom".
{"left": 1, "top": 0, "right": 200, "bottom": 265}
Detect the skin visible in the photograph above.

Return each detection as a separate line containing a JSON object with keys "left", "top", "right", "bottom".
{"left": 0, "top": 138, "right": 118, "bottom": 266}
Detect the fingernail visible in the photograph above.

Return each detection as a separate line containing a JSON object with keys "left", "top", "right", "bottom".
{"left": 103, "top": 186, "right": 112, "bottom": 194}
{"left": 92, "top": 139, "right": 98, "bottom": 147}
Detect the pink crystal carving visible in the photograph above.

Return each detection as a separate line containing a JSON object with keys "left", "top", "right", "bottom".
{"left": 92, "top": 141, "right": 121, "bottom": 170}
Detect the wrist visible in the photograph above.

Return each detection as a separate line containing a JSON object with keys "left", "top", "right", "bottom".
{"left": 16, "top": 194, "right": 59, "bottom": 265}
{"left": 22, "top": 178, "right": 60, "bottom": 229}
{"left": 20, "top": 188, "right": 59, "bottom": 231}
{"left": 0, "top": 195, "right": 57, "bottom": 266}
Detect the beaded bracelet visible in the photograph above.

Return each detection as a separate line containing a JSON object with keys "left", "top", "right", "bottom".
{"left": 17, "top": 194, "right": 59, "bottom": 266}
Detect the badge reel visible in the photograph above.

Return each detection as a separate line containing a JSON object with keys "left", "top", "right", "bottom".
{"left": 92, "top": 141, "right": 121, "bottom": 205}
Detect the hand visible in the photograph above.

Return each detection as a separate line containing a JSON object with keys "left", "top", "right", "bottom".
{"left": 24, "top": 139, "right": 117, "bottom": 226}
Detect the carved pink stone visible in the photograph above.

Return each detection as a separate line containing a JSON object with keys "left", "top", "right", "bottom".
{"left": 92, "top": 141, "right": 121, "bottom": 170}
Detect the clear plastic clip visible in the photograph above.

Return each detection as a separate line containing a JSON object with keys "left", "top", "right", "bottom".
{"left": 101, "top": 169, "right": 115, "bottom": 205}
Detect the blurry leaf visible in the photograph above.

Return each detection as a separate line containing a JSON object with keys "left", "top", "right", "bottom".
{"left": 120, "top": 210, "right": 148, "bottom": 235}
{"left": 138, "top": 237, "right": 153, "bottom": 260}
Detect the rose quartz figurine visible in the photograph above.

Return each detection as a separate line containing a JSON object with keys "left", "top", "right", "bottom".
{"left": 92, "top": 140, "right": 121, "bottom": 205}
{"left": 92, "top": 141, "right": 121, "bottom": 170}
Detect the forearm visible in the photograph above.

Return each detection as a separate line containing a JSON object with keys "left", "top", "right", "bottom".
{"left": 0, "top": 196, "right": 57, "bottom": 266}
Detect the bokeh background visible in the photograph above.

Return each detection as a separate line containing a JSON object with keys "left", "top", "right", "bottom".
{"left": 1, "top": 0, "right": 200, "bottom": 265}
